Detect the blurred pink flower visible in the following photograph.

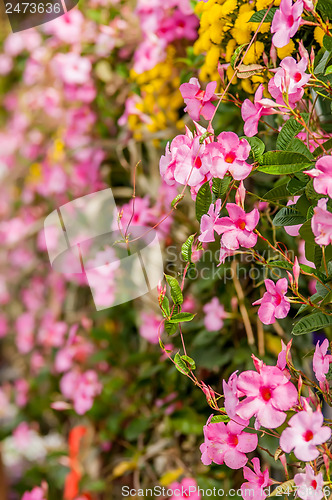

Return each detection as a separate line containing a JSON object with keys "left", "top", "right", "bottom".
{"left": 16, "top": 312, "right": 35, "bottom": 354}
{"left": 271, "top": 0, "right": 303, "bottom": 48}
{"left": 203, "top": 297, "right": 227, "bottom": 331}
{"left": 53, "top": 53, "right": 92, "bottom": 85}
{"left": 180, "top": 78, "right": 217, "bottom": 121}
{"left": 215, "top": 203, "right": 259, "bottom": 250}
{"left": 22, "top": 487, "right": 46, "bottom": 500}
{"left": 60, "top": 369, "right": 102, "bottom": 415}
{"left": 15, "top": 379, "right": 29, "bottom": 407}
{"left": 241, "top": 457, "right": 271, "bottom": 500}
{"left": 280, "top": 409, "right": 331, "bottom": 460}
{"left": 294, "top": 464, "right": 324, "bottom": 500}
{"left": 169, "top": 477, "right": 201, "bottom": 499}
{"left": 236, "top": 363, "right": 298, "bottom": 428}
{"left": 253, "top": 278, "right": 290, "bottom": 325}
{"left": 139, "top": 312, "right": 164, "bottom": 344}
{"left": 312, "top": 198, "right": 332, "bottom": 246}
{"left": 200, "top": 416, "right": 258, "bottom": 469}
{"left": 304, "top": 156, "right": 332, "bottom": 198}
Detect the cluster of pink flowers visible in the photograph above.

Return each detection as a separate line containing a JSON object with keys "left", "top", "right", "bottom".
{"left": 200, "top": 343, "right": 332, "bottom": 499}
{"left": 60, "top": 369, "right": 102, "bottom": 415}
{"left": 134, "top": 0, "right": 198, "bottom": 73}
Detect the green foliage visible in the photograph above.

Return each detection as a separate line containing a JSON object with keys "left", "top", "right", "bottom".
{"left": 257, "top": 151, "right": 313, "bottom": 175}
{"left": 248, "top": 8, "right": 277, "bottom": 22}
{"left": 243, "top": 136, "right": 265, "bottom": 162}
{"left": 165, "top": 274, "right": 184, "bottom": 305}
{"left": 292, "top": 312, "right": 332, "bottom": 335}
{"left": 182, "top": 234, "right": 195, "bottom": 262}
{"left": 195, "top": 181, "right": 212, "bottom": 222}
{"left": 276, "top": 117, "right": 304, "bottom": 151}
{"left": 272, "top": 207, "right": 306, "bottom": 226}
{"left": 212, "top": 177, "right": 231, "bottom": 200}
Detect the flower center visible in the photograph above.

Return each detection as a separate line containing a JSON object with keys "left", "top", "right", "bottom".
{"left": 237, "top": 220, "right": 246, "bottom": 230}
{"left": 294, "top": 72, "right": 302, "bottom": 83}
{"left": 224, "top": 151, "right": 236, "bottom": 164}
{"left": 303, "top": 430, "right": 314, "bottom": 442}
{"left": 311, "top": 480, "right": 317, "bottom": 490}
{"left": 287, "top": 14, "right": 294, "bottom": 26}
{"left": 194, "top": 156, "right": 202, "bottom": 169}
{"left": 228, "top": 434, "right": 239, "bottom": 447}
{"left": 195, "top": 89, "right": 205, "bottom": 101}
{"left": 260, "top": 386, "right": 272, "bottom": 401}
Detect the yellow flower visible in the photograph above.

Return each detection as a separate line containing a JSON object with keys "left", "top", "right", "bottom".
{"left": 220, "top": 0, "right": 237, "bottom": 16}
{"left": 232, "top": 6, "right": 255, "bottom": 44}
{"left": 277, "top": 40, "right": 295, "bottom": 59}
{"left": 314, "top": 26, "right": 325, "bottom": 46}
{"left": 209, "top": 21, "right": 225, "bottom": 44}
{"left": 225, "top": 38, "right": 237, "bottom": 62}
{"left": 251, "top": 20, "right": 271, "bottom": 34}
{"left": 241, "top": 78, "right": 254, "bottom": 94}
{"left": 205, "top": 45, "right": 221, "bottom": 70}
{"left": 243, "top": 41, "right": 265, "bottom": 64}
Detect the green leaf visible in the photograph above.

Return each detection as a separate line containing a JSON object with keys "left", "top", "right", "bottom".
{"left": 321, "top": 288, "right": 332, "bottom": 306}
{"left": 244, "top": 136, "right": 265, "bottom": 162}
{"left": 272, "top": 207, "right": 306, "bottom": 226}
{"left": 276, "top": 118, "right": 304, "bottom": 151}
{"left": 161, "top": 296, "right": 170, "bottom": 318}
{"left": 230, "top": 43, "right": 248, "bottom": 69}
{"left": 249, "top": 7, "right": 277, "bottom": 22}
{"left": 181, "top": 355, "right": 196, "bottom": 370}
{"left": 299, "top": 220, "right": 315, "bottom": 244}
{"left": 317, "top": 0, "right": 332, "bottom": 21}
{"left": 164, "top": 321, "right": 178, "bottom": 335}
{"left": 181, "top": 234, "right": 195, "bottom": 263}
{"left": 313, "top": 138, "right": 332, "bottom": 157}
{"left": 287, "top": 177, "right": 308, "bottom": 195}
{"left": 195, "top": 181, "right": 212, "bottom": 222}
{"left": 306, "top": 179, "right": 322, "bottom": 200}
{"left": 263, "top": 178, "right": 289, "bottom": 200}
{"left": 211, "top": 415, "right": 230, "bottom": 423}
{"left": 257, "top": 151, "right": 313, "bottom": 175}
{"left": 169, "top": 312, "right": 195, "bottom": 323}
{"left": 292, "top": 312, "right": 332, "bottom": 335}
{"left": 174, "top": 352, "right": 190, "bottom": 374}
{"left": 212, "top": 177, "right": 231, "bottom": 199}
{"left": 286, "top": 138, "right": 314, "bottom": 160}
{"left": 324, "top": 34, "right": 332, "bottom": 52}
{"left": 269, "top": 480, "right": 295, "bottom": 497}
{"left": 165, "top": 274, "right": 183, "bottom": 305}
{"left": 267, "top": 260, "right": 292, "bottom": 270}
{"left": 295, "top": 194, "right": 311, "bottom": 217}
{"left": 171, "top": 193, "right": 184, "bottom": 207}
{"left": 314, "top": 244, "right": 323, "bottom": 269}
{"left": 314, "top": 49, "right": 331, "bottom": 75}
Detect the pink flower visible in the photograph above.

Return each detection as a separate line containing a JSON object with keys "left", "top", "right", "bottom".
{"left": 15, "top": 312, "right": 35, "bottom": 354}
{"left": 53, "top": 53, "right": 92, "bottom": 85}
{"left": 169, "top": 478, "right": 201, "bottom": 499}
{"left": 214, "top": 203, "right": 259, "bottom": 250}
{"left": 139, "top": 312, "right": 164, "bottom": 344}
{"left": 22, "top": 487, "right": 46, "bottom": 500}
{"left": 280, "top": 409, "right": 331, "bottom": 460}
{"left": 277, "top": 339, "right": 292, "bottom": 371}
{"left": 253, "top": 278, "right": 290, "bottom": 325}
{"left": 304, "top": 156, "right": 332, "bottom": 198}
{"left": 241, "top": 84, "right": 276, "bottom": 137}
{"left": 313, "top": 339, "right": 332, "bottom": 384}
{"left": 223, "top": 371, "right": 250, "bottom": 427}
{"left": 203, "top": 297, "right": 227, "bottom": 331}
{"left": 199, "top": 199, "right": 222, "bottom": 243}
{"left": 236, "top": 363, "right": 298, "bottom": 428}
{"left": 208, "top": 132, "right": 252, "bottom": 180}
{"left": 15, "top": 379, "right": 29, "bottom": 407}
{"left": 180, "top": 78, "right": 217, "bottom": 121}
{"left": 271, "top": 0, "right": 303, "bottom": 48}
{"left": 133, "top": 34, "right": 166, "bottom": 74}
{"left": 60, "top": 369, "right": 102, "bottom": 415}
{"left": 219, "top": 242, "right": 235, "bottom": 264}
{"left": 241, "top": 458, "right": 271, "bottom": 500}
{"left": 200, "top": 415, "right": 258, "bottom": 469}
{"left": 174, "top": 136, "right": 211, "bottom": 187}
{"left": 312, "top": 198, "right": 332, "bottom": 246}
{"left": 269, "top": 57, "right": 310, "bottom": 105}
{"left": 294, "top": 464, "right": 324, "bottom": 500}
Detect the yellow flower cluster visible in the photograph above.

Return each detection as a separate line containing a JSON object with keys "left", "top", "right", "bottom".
{"left": 128, "top": 47, "right": 184, "bottom": 141}
{"left": 194, "top": 0, "right": 285, "bottom": 91}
